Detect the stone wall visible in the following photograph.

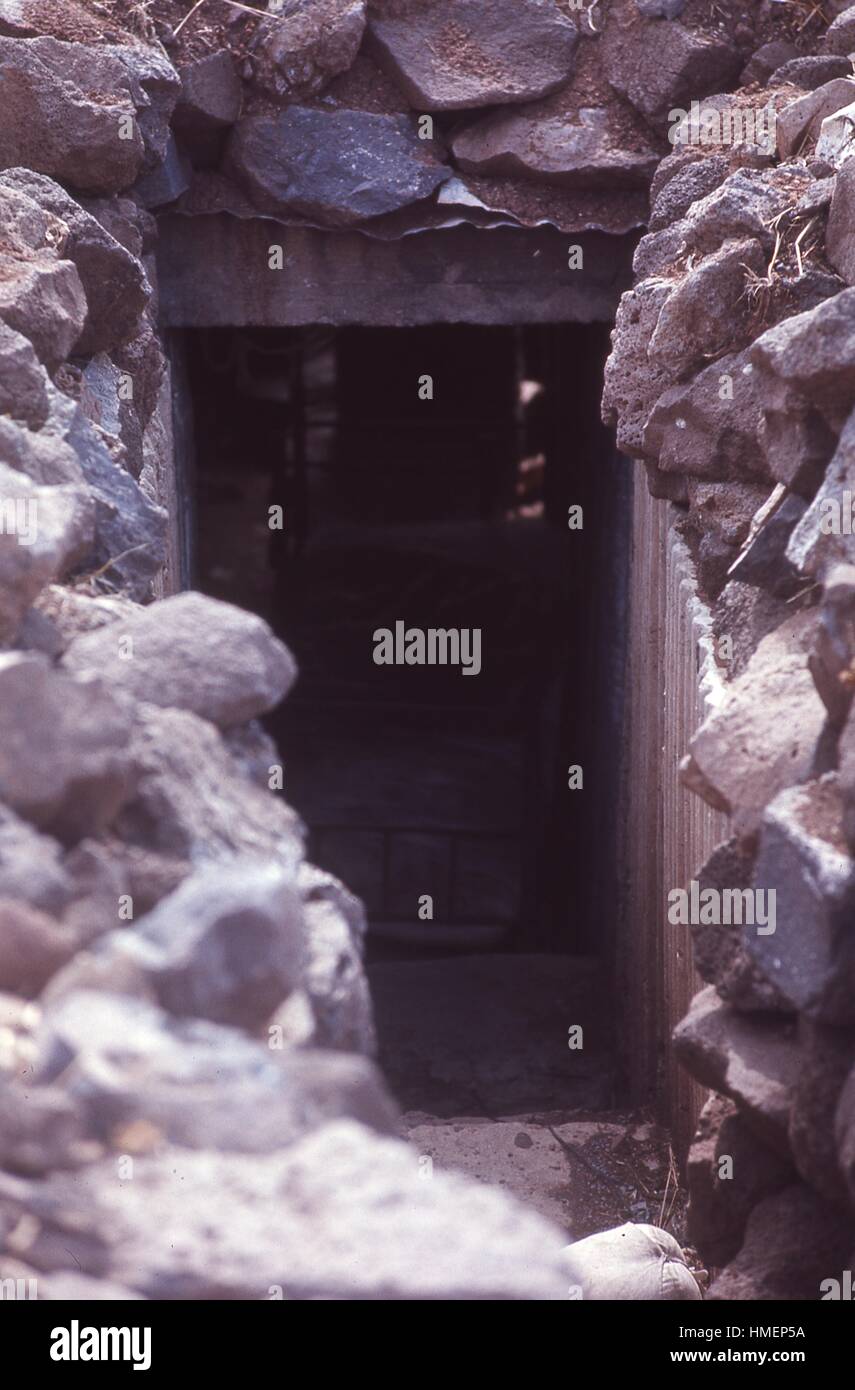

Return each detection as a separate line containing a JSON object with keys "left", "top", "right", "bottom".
{"left": 1, "top": 0, "right": 855, "bottom": 1300}
{"left": 603, "top": 0, "right": 855, "bottom": 1300}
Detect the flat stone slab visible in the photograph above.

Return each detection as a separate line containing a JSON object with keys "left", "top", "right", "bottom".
{"left": 368, "top": 0, "right": 579, "bottom": 111}
{"left": 226, "top": 107, "right": 449, "bottom": 226}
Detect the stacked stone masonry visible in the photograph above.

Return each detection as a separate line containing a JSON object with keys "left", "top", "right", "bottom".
{"left": 0, "top": 0, "right": 855, "bottom": 1299}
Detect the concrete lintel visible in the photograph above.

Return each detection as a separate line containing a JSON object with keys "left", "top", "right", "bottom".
{"left": 156, "top": 214, "right": 635, "bottom": 327}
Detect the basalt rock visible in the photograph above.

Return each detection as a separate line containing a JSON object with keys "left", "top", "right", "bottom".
{"left": 0, "top": 462, "right": 94, "bottom": 641}
{"left": 685, "top": 608, "right": 825, "bottom": 830}
{"left": 34, "top": 990, "right": 396, "bottom": 1153}
{"left": 788, "top": 406, "right": 855, "bottom": 578}
{"left": 673, "top": 986, "right": 799, "bottom": 1157}
{"left": 0, "top": 323, "right": 49, "bottom": 430}
{"left": 707, "top": 1184, "right": 855, "bottom": 1300}
{"left": 775, "top": 78, "right": 855, "bottom": 160}
{"left": 226, "top": 107, "right": 449, "bottom": 226}
{"left": 747, "top": 778, "right": 855, "bottom": 1027}
{"left": 0, "top": 170, "right": 150, "bottom": 357}
{"left": 175, "top": 51, "right": 242, "bottom": 131}
{"left": 0, "top": 654, "right": 137, "bottom": 843}
{"left": 601, "top": 14, "right": 741, "bottom": 129}
{"left": 0, "top": 899, "right": 75, "bottom": 998}
{"left": 643, "top": 349, "right": 768, "bottom": 483}
{"left": 689, "top": 836, "right": 791, "bottom": 1014}
{"left": 822, "top": 10, "right": 855, "bottom": 56}
{"left": 789, "top": 1017, "right": 855, "bottom": 1205}
{"left": 0, "top": 186, "right": 86, "bottom": 371}
{"left": 3, "top": 1120, "right": 572, "bottom": 1299}
{"left": 452, "top": 105, "right": 660, "bottom": 190}
{"left": 367, "top": 0, "right": 579, "bottom": 112}
{"left": 251, "top": 0, "right": 366, "bottom": 102}
{"left": 63, "top": 591, "right": 296, "bottom": 729}
{"left": 0, "top": 37, "right": 146, "bottom": 193}
{"left": 47, "top": 861, "right": 306, "bottom": 1032}
{"left": 827, "top": 158, "right": 855, "bottom": 286}
{"left": 112, "top": 703, "right": 303, "bottom": 864}
{"left": 687, "top": 1094, "right": 796, "bottom": 1268}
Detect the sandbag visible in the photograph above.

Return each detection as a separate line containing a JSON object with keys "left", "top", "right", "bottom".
{"left": 562, "top": 1223, "right": 702, "bottom": 1301}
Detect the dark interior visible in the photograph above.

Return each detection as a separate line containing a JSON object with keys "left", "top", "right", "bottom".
{"left": 182, "top": 323, "right": 630, "bottom": 966}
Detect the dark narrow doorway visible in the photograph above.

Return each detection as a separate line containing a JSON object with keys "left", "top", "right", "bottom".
{"left": 182, "top": 323, "right": 628, "bottom": 966}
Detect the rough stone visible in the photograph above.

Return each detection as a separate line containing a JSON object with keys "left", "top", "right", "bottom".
{"left": 60, "top": 401, "right": 167, "bottom": 601}
{"left": 728, "top": 488, "right": 807, "bottom": 593}
{"left": 827, "top": 157, "right": 855, "bottom": 285}
{"left": 73, "top": 861, "right": 306, "bottom": 1031}
{"left": 747, "top": 778, "right": 855, "bottom": 1026}
{"left": 113, "top": 703, "right": 303, "bottom": 863}
{"left": 635, "top": 0, "right": 686, "bottom": 16}
{"left": 648, "top": 153, "right": 736, "bottom": 232}
{"left": 0, "top": 187, "right": 86, "bottom": 371}
{"left": 0, "top": 898, "right": 74, "bottom": 998}
{"left": 684, "top": 479, "right": 769, "bottom": 551}
{"left": 7, "top": 1121, "right": 572, "bottom": 1299}
{"left": 0, "top": 1077, "right": 88, "bottom": 1176}
{"left": 686, "top": 608, "right": 825, "bottom": 829}
{"left": 787, "top": 406, "right": 855, "bottom": 578}
{"left": 673, "top": 985, "right": 799, "bottom": 1156}
{"left": 0, "top": 323, "right": 49, "bottom": 429}
{"left": 0, "top": 411, "right": 83, "bottom": 490}
{"left": 707, "top": 1184, "right": 854, "bottom": 1300}
{"left": 176, "top": 51, "right": 242, "bottom": 129}
{"left": 648, "top": 239, "right": 767, "bottom": 382}
{"left": 790, "top": 1017, "right": 855, "bottom": 1204}
{"left": 689, "top": 836, "right": 792, "bottom": 1013}
{"left": 712, "top": 578, "right": 799, "bottom": 679}
{"left": 132, "top": 134, "right": 191, "bottom": 210}
{"left": 0, "top": 37, "right": 145, "bottom": 192}
{"left": 0, "top": 169, "right": 149, "bottom": 356}
{"left": 809, "top": 563, "right": 855, "bottom": 729}
{"left": 36, "top": 990, "right": 395, "bottom": 1152}
{"left": 741, "top": 40, "right": 799, "bottom": 87}
{"left": 101, "top": 40, "right": 180, "bottom": 174}
{"left": 452, "top": 106, "right": 659, "bottom": 189}
{"left": 297, "top": 862, "right": 375, "bottom": 1054}
{"left": 251, "top": 0, "right": 366, "bottom": 102}
{"left": 0, "top": 463, "right": 93, "bottom": 641}
{"left": 79, "top": 355, "right": 144, "bottom": 480}
{"left": 63, "top": 591, "right": 296, "bottom": 729}
{"left": 602, "top": 17, "right": 741, "bottom": 128}
{"left": 822, "top": 10, "right": 855, "bottom": 56}
{"left": 226, "top": 108, "right": 449, "bottom": 226}
{"left": 601, "top": 280, "right": 673, "bottom": 456}
{"left": 769, "top": 56, "right": 853, "bottom": 90}
{"left": 643, "top": 349, "right": 767, "bottom": 482}
{"left": 368, "top": 0, "right": 578, "bottom": 112}
{"left": 775, "top": 77, "right": 855, "bottom": 159}
{"left": 0, "top": 653, "right": 136, "bottom": 842}
{"left": 687, "top": 1094, "right": 796, "bottom": 1267}
{"left": 0, "top": 807, "right": 69, "bottom": 917}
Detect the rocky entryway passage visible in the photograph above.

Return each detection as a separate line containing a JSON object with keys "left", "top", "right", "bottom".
{"left": 370, "top": 955, "right": 687, "bottom": 1240}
